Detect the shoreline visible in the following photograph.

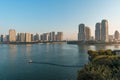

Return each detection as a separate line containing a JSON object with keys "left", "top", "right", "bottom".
{"left": 0, "top": 41, "right": 66, "bottom": 44}
{"left": 67, "top": 41, "right": 120, "bottom": 45}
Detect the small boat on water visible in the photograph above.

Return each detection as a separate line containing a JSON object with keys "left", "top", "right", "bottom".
{"left": 29, "top": 59, "right": 32, "bottom": 63}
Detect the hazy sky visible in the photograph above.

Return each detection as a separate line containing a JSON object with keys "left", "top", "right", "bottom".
{"left": 0, "top": 0, "right": 120, "bottom": 40}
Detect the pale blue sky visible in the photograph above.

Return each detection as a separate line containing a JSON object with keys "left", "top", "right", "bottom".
{"left": 0, "top": 0, "right": 120, "bottom": 40}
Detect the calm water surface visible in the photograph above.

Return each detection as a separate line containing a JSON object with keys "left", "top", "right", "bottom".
{"left": 0, "top": 43, "right": 120, "bottom": 80}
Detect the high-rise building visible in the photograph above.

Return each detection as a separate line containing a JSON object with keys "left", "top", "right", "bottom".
{"left": 9, "top": 29, "right": 16, "bottom": 42}
{"left": 48, "top": 32, "right": 51, "bottom": 41}
{"left": 1, "top": 34, "right": 9, "bottom": 42}
{"left": 25, "top": 33, "right": 31, "bottom": 42}
{"left": 34, "top": 33, "right": 39, "bottom": 41}
{"left": 90, "top": 36, "right": 95, "bottom": 41}
{"left": 52, "top": 32, "right": 56, "bottom": 41}
{"left": 101, "top": 19, "right": 109, "bottom": 42}
{"left": 16, "top": 33, "right": 20, "bottom": 41}
{"left": 78, "top": 24, "right": 86, "bottom": 41}
{"left": 114, "top": 30, "right": 119, "bottom": 40}
{"left": 6, "top": 35, "right": 9, "bottom": 42}
{"left": 56, "top": 32, "right": 63, "bottom": 41}
{"left": 95, "top": 23, "right": 101, "bottom": 41}
{"left": 109, "top": 35, "right": 114, "bottom": 42}
{"left": 20, "top": 33, "right": 25, "bottom": 42}
{"left": 42, "top": 33, "right": 49, "bottom": 41}
{"left": 40, "top": 34, "right": 43, "bottom": 41}
{"left": 1, "top": 35, "right": 3, "bottom": 42}
{"left": 51, "top": 32, "right": 56, "bottom": 41}
{"left": 40, "top": 33, "right": 50, "bottom": 41}
{"left": 31, "top": 34, "right": 34, "bottom": 42}
{"left": 49, "top": 32, "right": 55, "bottom": 41}
{"left": 85, "top": 27, "right": 91, "bottom": 41}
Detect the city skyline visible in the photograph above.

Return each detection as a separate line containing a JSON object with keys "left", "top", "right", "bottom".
{"left": 78, "top": 19, "right": 120, "bottom": 42}
{"left": 0, "top": 29, "right": 64, "bottom": 42}
{"left": 0, "top": 0, "right": 120, "bottom": 40}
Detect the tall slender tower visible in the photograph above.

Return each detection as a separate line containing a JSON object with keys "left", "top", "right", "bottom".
{"left": 85, "top": 27, "right": 91, "bottom": 41}
{"left": 101, "top": 19, "right": 109, "bottom": 42}
{"left": 78, "top": 24, "right": 86, "bottom": 41}
{"left": 9, "top": 29, "right": 16, "bottom": 42}
{"left": 95, "top": 23, "right": 101, "bottom": 41}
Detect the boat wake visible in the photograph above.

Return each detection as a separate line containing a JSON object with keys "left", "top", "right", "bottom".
{"left": 29, "top": 61, "right": 84, "bottom": 68}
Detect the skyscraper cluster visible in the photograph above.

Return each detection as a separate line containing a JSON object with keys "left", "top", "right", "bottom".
{"left": 0, "top": 29, "right": 64, "bottom": 42}
{"left": 78, "top": 19, "right": 109, "bottom": 42}
{"left": 40, "top": 32, "right": 63, "bottom": 41}
{"left": 78, "top": 24, "right": 91, "bottom": 41}
{"left": 95, "top": 19, "right": 109, "bottom": 42}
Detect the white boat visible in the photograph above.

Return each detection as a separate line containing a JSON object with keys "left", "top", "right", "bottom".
{"left": 29, "top": 59, "right": 32, "bottom": 63}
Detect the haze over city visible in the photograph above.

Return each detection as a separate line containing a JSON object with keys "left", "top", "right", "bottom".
{"left": 0, "top": 0, "right": 120, "bottom": 40}
{"left": 1, "top": 0, "right": 120, "bottom": 80}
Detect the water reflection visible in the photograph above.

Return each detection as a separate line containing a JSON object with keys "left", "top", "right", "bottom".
{"left": 26, "top": 44, "right": 32, "bottom": 53}
{"left": 78, "top": 44, "right": 120, "bottom": 51}
{"left": 77, "top": 45, "right": 89, "bottom": 64}
{"left": 1, "top": 44, "right": 120, "bottom": 80}
{"left": 25, "top": 44, "right": 32, "bottom": 60}
{"left": 9, "top": 45, "right": 17, "bottom": 62}
{"left": 9, "top": 44, "right": 16, "bottom": 53}
{"left": 77, "top": 44, "right": 120, "bottom": 56}
{"left": 78, "top": 45, "right": 89, "bottom": 53}
{"left": 88, "top": 45, "right": 108, "bottom": 50}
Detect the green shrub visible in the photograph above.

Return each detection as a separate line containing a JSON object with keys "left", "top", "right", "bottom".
{"left": 77, "top": 49, "right": 120, "bottom": 80}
